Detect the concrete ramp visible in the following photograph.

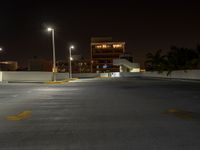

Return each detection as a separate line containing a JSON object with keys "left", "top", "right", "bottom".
{"left": 113, "top": 59, "right": 140, "bottom": 72}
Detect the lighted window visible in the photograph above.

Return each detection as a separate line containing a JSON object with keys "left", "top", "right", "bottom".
{"left": 96, "top": 45, "right": 102, "bottom": 49}
{"left": 95, "top": 44, "right": 111, "bottom": 49}
{"left": 102, "top": 45, "right": 107, "bottom": 48}
{"left": 113, "top": 44, "right": 123, "bottom": 48}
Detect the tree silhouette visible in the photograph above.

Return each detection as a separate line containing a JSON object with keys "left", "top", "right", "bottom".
{"left": 145, "top": 45, "right": 199, "bottom": 75}
{"left": 145, "top": 49, "right": 167, "bottom": 72}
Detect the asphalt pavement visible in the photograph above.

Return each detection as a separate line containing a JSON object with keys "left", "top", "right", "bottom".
{"left": 0, "top": 78, "right": 200, "bottom": 150}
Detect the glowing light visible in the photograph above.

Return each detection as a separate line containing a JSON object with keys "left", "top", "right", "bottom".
{"left": 70, "top": 45, "right": 74, "bottom": 49}
{"left": 96, "top": 45, "right": 102, "bottom": 49}
{"left": 113, "top": 44, "right": 122, "bottom": 48}
{"left": 47, "top": 27, "right": 53, "bottom": 31}
{"left": 102, "top": 45, "right": 107, "bottom": 48}
{"left": 70, "top": 57, "right": 73, "bottom": 61}
{"left": 0, "top": 47, "right": 3, "bottom": 51}
{"left": 96, "top": 44, "right": 111, "bottom": 49}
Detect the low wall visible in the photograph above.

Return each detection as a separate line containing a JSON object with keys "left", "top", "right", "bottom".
{"left": 56, "top": 73, "right": 69, "bottom": 80}
{"left": 120, "top": 72, "right": 141, "bottom": 77}
{"left": 1, "top": 71, "right": 69, "bottom": 82}
{"left": 0, "top": 72, "right": 2, "bottom": 82}
{"left": 141, "top": 70, "right": 200, "bottom": 80}
{"left": 73, "top": 73, "right": 99, "bottom": 78}
{"left": 1, "top": 70, "right": 200, "bottom": 82}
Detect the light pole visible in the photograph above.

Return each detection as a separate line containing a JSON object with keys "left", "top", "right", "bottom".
{"left": 0, "top": 47, "right": 3, "bottom": 71}
{"left": 47, "top": 27, "right": 56, "bottom": 81}
{"left": 69, "top": 45, "right": 74, "bottom": 79}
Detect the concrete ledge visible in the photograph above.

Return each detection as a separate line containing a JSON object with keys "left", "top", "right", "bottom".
{"left": 141, "top": 70, "right": 200, "bottom": 80}
{"left": 1, "top": 71, "right": 69, "bottom": 82}
{"left": 45, "top": 78, "right": 79, "bottom": 84}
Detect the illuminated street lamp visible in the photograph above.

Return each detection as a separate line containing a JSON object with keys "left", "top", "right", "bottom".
{"left": 47, "top": 27, "right": 57, "bottom": 81}
{"left": 69, "top": 45, "right": 74, "bottom": 79}
{"left": 0, "top": 47, "right": 3, "bottom": 71}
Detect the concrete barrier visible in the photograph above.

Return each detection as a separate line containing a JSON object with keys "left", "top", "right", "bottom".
{"left": 1, "top": 71, "right": 69, "bottom": 82}
{"left": 1, "top": 70, "right": 200, "bottom": 83}
{"left": 72, "top": 73, "right": 99, "bottom": 78}
{"left": 141, "top": 70, "right": 200, "bottom": 80}
{"left": 100, "top": 73, "right": 110, "bottom": 78}
{"left": 56, "top": 73, "right": 69, "bottom": 80}
{"left": 0, "top": 72, "right": 2, "bottom": 82}
{"left": 119, "top": 72, "right": 141, "bottom": 77}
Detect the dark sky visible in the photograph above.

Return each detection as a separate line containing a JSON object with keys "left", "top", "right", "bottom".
{"left": 0, "top": 0, "right": 200, "bottom": 66}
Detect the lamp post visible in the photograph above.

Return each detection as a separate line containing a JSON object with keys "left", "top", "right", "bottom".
{"left": 0, "top": 47, "right": 3, "bottom": 71}
{"left": 47, "top": 27, "right": 56, "bottom": 81}
{"left": 69, "top": 45, "right": 74, "bottom": 79}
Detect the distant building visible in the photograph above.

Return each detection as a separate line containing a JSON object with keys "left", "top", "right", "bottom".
{"left": 91, "top": 37, "right": 125, "bottom": 73}
{"left": 57, "top": 58, "right": 91, "bottom": 73}
{"left": 0, "top": 61, "right": 18, "bottom": 71}
{"left": 28, "top": 59, "right": 52, "bottom": 71}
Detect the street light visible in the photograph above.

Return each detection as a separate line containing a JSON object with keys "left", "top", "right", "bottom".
{"left": 0, "top": 47, "right": 3, "bottom": 71}
{"left": 69, "top": 45, "right": 74, "bottom": 79}
{"left": 47, "top": 27, "right": 56, "bottom": 81}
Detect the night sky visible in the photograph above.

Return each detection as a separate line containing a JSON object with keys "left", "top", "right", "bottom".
{"left": 0, "top": 1, "right": 200, "bottom": 67}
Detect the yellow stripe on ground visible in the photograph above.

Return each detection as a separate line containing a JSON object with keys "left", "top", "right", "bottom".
{"left": 162, "top": 108, "right": 194, "bottom": 120}
{"left": 45, "top": 81, "right": 66, "bottom": 84}
{"left": 6, "top": 111, "right": 32, "bottom": 121}
{"left": 45, "top": 78, "right": 79, "bottom": 84}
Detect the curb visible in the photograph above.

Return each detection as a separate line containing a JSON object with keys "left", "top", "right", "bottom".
{"left": 45, "top": 78, "right": 79, "bottom": 84}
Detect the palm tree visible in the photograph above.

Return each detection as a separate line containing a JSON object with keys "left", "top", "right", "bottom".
{"left": 167, "top": 46, "right": 198, "bottom": 69}
{"left": 191, "top": 45, "right": 200, "bottom": 69}
{"left": 145, "top": 49, "right": 167, "bottom": 72}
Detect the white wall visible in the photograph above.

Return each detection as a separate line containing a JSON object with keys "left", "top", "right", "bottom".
{"left": 1, "top": 70, "right": 200, "bottom": 82}
{"left": 100, "top": 73, "right": 110, "bottom": 78}
{"left": 0, "top": 72, "right": 2, "bottom": 82}
{"left": 73, "top": 73, "right": 99, "bottom": 78}
{"left": 56, "top": 73, "right": 69, "bottom": 80}
{"left": 68, "top": 70, "right": 200, "bottom": 80}
{"left": 119, "top": 72, "right": 141, "bottom": 77}
{"left": 141, "top": 70, "right": 200, "bottom": 80}
{"left": 113, "top": 70, "right": 200, "bottom": 80}
{"left": 1, "top": 72, "right": 69, "bottom": 82}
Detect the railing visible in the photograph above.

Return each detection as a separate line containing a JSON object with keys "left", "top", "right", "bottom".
{"left": 113, "top": 59, "right": 140, "bottom": 69}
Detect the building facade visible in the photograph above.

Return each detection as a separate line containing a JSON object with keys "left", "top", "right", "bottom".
{"left": 91, "top": 37, "right": 125, "bottom": 73}
{"left": 0, "top": 61, "right": 18, "bottom": 71}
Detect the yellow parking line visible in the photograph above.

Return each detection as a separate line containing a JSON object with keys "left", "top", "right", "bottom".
{"left": 45, "top": 78, "right": 79, "bottom": 84}
{"left": 162, "top": 108, "right": 194, "bottom": 120}
{"left": 6, "top": 111, "right": 32, "bottom": 121}
{"left": 45, "top": 81, "right": 66, "bottom": 84}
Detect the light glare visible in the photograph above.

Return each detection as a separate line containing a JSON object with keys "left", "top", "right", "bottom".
{"left": 47, "top": 27, "right": 53, "bottom": 31}
{"left": 70, "top": 45, "right": 74, "bottom": 49}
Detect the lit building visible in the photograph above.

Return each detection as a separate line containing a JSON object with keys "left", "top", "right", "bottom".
{"left": 0, "top": 61, "right": 18, "bottom": 71}
{"left": 57, "top": 58, "right": 91, "bottom": 73}
{"left": 91, "top": 37, "right": 125, "bottom": 73}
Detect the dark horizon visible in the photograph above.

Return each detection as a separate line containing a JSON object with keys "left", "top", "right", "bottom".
{"left": 1, "top": 1, "right": 200, "bottom": 67}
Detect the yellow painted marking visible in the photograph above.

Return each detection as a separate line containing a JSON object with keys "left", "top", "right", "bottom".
{"left": 45, "top": 78, "right": 79, "bottom": 84}
{"left": 45, "top": 81, "right": 66, "bottom": 84}
{"left": 163, "top": 108, "right": 194, "bottom": 120}
{"left": 6, "top": 111, "right": 32, "bottom": 121}
{"left": 168, "top": 108, "right": 179, "bottom": 113}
